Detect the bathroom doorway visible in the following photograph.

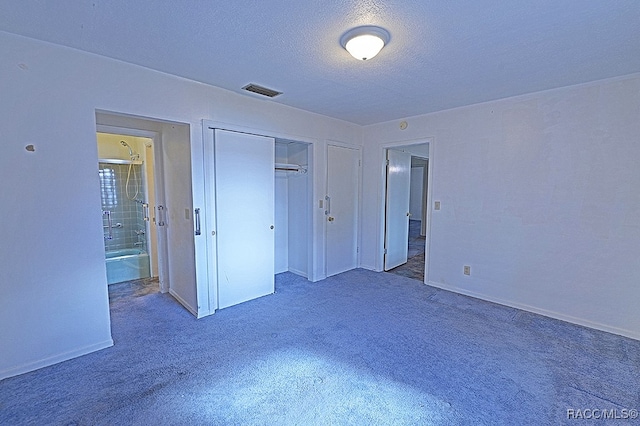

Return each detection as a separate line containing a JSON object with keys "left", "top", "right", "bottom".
{"left": 96, "top": 111, "right": 201, "bottom": 315}
{"left": 96, "top": 130, "right": 162, "bottom": 294}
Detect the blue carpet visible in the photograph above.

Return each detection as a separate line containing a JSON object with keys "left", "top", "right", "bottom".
{"left": 1, "top": 269, "right": 638, "bottom": 425}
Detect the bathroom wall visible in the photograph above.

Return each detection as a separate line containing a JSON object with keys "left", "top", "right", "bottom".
{"left": 98, "top": 162, "right": 147, "bottom": 251}
{"left": 97, "top": 135, "right": 147, "bottom": 161}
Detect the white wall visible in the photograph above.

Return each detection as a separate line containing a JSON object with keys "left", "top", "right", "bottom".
{"left": 409, "top": 166, "right": 424, "bottom": 219}
{"left": 0, "top": 31, "right": 361, "bottom": 379}
{"left": 287, "top": 143, "right": 311, "bottom": 277}
{"left": 361, "top": 74, "right": 640, "bottom": 340}
{"left": 275, "top": 143, "right": 290, "bottom": 274}
{"left": 4, "top": 28, "right": 637, "bottom": 382}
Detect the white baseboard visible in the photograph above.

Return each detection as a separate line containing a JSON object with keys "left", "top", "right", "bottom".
{"left": 287, "top": 267, "right": 308, "bottom": 278}
{"left": 0, "top": 338, "right": 114, "bottom": 381}
{"left": 359, "top": 263, "right": 382, "bottom": 272}
{"left": 169, "top": 288, "right": 199, "bottom": 317}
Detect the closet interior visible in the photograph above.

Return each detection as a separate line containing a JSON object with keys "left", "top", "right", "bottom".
{"left": 274, "top": 139, "right": 311, "bottom": 278}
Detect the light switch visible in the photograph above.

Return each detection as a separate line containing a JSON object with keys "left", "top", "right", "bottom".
{"left": 434, "top": 201, "right": 441, "bottom": 210}
{"left": 185, "top": 209, "right": 190, "bottom": 220}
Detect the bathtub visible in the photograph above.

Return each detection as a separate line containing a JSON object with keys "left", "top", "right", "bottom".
{"left": 105, "top": 248, "right": 150, "bottom": 284}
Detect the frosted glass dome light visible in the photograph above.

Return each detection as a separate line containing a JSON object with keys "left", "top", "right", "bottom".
{"left": 341, "top": 26, "right": 390, "bottom": 61}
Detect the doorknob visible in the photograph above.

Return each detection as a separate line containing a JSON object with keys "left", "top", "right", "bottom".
{"left": 406, "top": 212, "right": 412, "bottom": 217}
{"left": 328, "top": 216, "right": 335, "bottom": 222}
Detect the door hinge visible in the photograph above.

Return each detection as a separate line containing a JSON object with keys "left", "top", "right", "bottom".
{"left": 383, "top": 248, "right": 387, "bottom": 254}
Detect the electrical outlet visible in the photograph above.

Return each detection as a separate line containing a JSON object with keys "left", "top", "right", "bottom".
{"left": 463, "top": 265, "right": 471, "bottom": 276}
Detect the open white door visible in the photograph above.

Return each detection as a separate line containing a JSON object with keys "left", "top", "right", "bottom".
{"left": 326, "top": 144, "right": 360, "bottom": 277}
{"left": 384, "top": 149, "right": 412, "bottom": 271}
{"left": 213, "top": 129, "right": 275, "bottom": 309}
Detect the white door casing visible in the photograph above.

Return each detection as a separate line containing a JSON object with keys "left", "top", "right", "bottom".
{"left": 326, "top": 144, "right": 360, "bottom": 277}
{"left": 384, "top": 149, "right": 412, "bottom": 271}
{"left": 421, "top": 159, "right": 429, "bottom": 237}
{"left": 152, "top": 133, "right": 170, "bottom": 294}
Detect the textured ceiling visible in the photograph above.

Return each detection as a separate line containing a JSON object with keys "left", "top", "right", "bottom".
{"left": 1, "top": 1, "right": 639, "bottom": 125}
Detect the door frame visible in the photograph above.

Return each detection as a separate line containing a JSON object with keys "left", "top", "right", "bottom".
{"left": 379, "top": 138, "right": 434, "bottom": 283}
{"left": 325, "top": 141, "right": 362, "bottom": 277}
{"left": 383, "top": 148, "right": 412, "bottom": 271}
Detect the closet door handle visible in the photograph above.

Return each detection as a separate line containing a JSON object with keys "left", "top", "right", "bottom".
{"left": 325, "top": 195, "right": 331, "bottom": 215}
{"left": 194, "top": 208, "right": 201, "bottom": 236}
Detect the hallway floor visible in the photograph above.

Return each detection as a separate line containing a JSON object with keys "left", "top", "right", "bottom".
{"left": 387, "top": 219, "right": 425, "bottom": 282}
{"left": 108, "top": 276, "right": 160, "bottom": 303}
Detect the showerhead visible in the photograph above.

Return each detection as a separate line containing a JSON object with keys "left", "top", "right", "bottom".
{"left": 120, "top": 140, "right": 139, "bottom": 160}
{"left": 120, "top": 140, "right": 133, "bottom": 156}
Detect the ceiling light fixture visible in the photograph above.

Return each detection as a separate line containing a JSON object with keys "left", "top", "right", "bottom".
{"left": 340, "top": 25, "right": 390, "bottom": 61}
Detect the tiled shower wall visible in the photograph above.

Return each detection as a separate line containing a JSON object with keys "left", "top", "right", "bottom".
{"left": 99, "top": 163, "right": 147, "bottom": 252}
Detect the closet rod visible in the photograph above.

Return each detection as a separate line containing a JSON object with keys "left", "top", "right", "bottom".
{"left": 275, "top": 163, "right": 307, "bottom": 174}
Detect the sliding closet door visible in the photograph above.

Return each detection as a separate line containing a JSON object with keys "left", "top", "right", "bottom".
{"left": 213, "top": 129, "right": 275, "bottom": 309}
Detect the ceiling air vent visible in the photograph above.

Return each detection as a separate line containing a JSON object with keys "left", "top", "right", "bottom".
{"left": 242, "top": 83, "right": 282, "bottom": 98}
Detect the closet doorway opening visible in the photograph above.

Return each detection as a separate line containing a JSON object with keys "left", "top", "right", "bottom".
{"left": 275, "top": 139, "right": 312, "bottom": 279}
